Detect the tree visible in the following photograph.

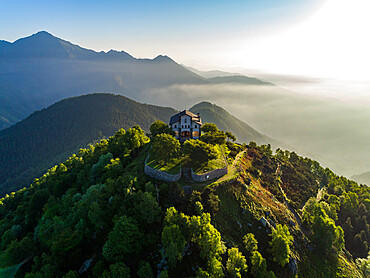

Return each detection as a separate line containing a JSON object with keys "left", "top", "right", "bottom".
{"left": 150, "top": 121, "right": 174, "bottom": 137}
{"left": 304, "top": 203, "right": 344, "bottom": 254}
{"left": 102, "top": 216, "right": 143, "bottom": 262}
{"left": 151, "top": 133, "right": 180, "bottom": 164}
{"left": 137, "top": 261, "right": 153, "bottom": 278}
{"left": 226, "top": 247, "right": 248, "bottom": 278}
{"left": 200, "top": 123, "right": 227, "bottom": 145}
{"left": 200, "top": 131, "right": 226, "bottom": 145}
{"left": 243, "top": 233, "right": 258, "bottom": 255}
{"left": 250, "top": 251, "right": 267, "bottom": 278}
{"left": 161, "top": 224, "right": 186, "bottom": 266}
{"left": 110, "top": 262, "right": 130, "bottom": 278}
{"left": 201, "top": 123, "right": 218, "bottom": 133}
{"left": 195, "top": 201, "right": 204, "bottom": 215}
{"left": 125, "top": 191, "right": 161, "bottom": 227}
{"left": 183, "top": 139, "right": 217, "bottom": 166}
{"left": 189, "top": 213, "right": 225, "bottom": 260}
{"left": 91, "top": 152, "right": 114, "bottom": 182}
{"left": 207, "top": 256, "right": 224, "bottom": 278}
{"left": 225, "top": 131, "right": 236, "bottom": 142}
{"left": 270, "top": 224, "right": 293, "bottom": 267}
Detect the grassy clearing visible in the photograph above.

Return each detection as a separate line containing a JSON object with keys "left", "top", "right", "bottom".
{"left": 146, "top": 153, "right": 186, "bottom": 174}
{"left": 193, "top": 144, "right": 227, "bottom": 174}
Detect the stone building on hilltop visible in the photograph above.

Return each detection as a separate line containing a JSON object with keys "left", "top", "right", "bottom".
{"left": 169, "top": 110, "right": 202, "bottom": 142}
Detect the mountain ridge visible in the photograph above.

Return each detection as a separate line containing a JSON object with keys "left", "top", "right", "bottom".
{"left": 0, "top": 31, "right": 272, "bottom": 130}
{"left": 0, "top": 93, "right": 276, "bottom": 196}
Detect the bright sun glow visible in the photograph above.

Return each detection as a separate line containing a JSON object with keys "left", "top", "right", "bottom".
{"left": 235, "top": 0, "right": 370, "bottom": 80}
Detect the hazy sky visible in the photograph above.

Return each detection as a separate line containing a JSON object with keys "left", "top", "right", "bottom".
{"left": 1, "top": 0, "right": 370, "bottom": 81}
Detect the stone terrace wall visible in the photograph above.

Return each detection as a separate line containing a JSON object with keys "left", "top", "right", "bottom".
{"left": 191, "top": 166, "right": 228, "bottom": 182}
{"left": 144, "top": 155, "right": 181, "bottom": 182}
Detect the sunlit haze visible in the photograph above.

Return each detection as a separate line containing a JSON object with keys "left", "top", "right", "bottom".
{"left": 230, "top": 0, "right": 370, "bottom": 81}
{"left": 1, "top": 0, "right": 370, "bottom": 98}
{"left": 0, "top": 1, "right": 324, "bottom": 73}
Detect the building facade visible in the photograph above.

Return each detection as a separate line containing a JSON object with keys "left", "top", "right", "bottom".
{"left": 169, "top": 110, "right": 202, "bottom": 142}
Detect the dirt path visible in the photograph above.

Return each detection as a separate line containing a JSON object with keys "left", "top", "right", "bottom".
{"left": 316, "top": 186, "right": 324, "bottom": 201}
{"left": 233, "top": 149, "right": 247, "bottom": 168}
{"left": 211, "top": 149, "right": 247, "bottom": 184}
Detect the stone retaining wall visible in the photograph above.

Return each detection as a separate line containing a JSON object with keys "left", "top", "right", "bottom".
{"left": 191, "top": 166, "right": 228, "bottom": 182}
{"left": 144, "top": 155, "right": 181, "bottom": 182}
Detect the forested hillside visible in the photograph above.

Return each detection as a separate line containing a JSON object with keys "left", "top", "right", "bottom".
{"left": 0, "top": 123, "right": 368, "bottom": 277}
{"left": 0, "top": 94, "right": 176, "bottom": 196}
{"left": 0, "top": 93, "right": 274, "bottom": 197}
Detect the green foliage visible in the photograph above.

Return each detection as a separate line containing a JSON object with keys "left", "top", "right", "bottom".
{"left": 200, "top": 131, "right": 227, "bottom": 145}
{"left": 137, "top": 261, "right": 154, "bottom": 278}
{"left": 0, "top": 94, "right": 161, "bottom": 196}
{"left": 150, "top": 120, "right": 174, "bottom": 137}
{"left": 226, "top": 247, "right": 248, "bottom": 278}
{"left": 225, "top": 131, "right": 236, "bottom": 142}
{"left": 306, "top": 203, "right": 344, "bottom": 254}
{"left": 200, "top": 123, "right": 227, "bottom": 145}
{"left": 63, "top": 270, "right": 79, "bottom": 278}
{"left": 303, "top": 197, "right": 346, "bottom": 256}
{"left": 195, "top": 201, "right": 204, "bottom": 215}
{"left": 243, "top": 233, "right": 258, "bottom": 255}
{"left": 158, "top": 270, "right": 169, "bottom": 278}
{"left": 0, "top": 122, "right": 368, "bottom": 277}
{"left": 183, "top": 139, "right": 217, "bottom": 167}
{"left": 91, "top": 152, "right": 113, "bottom": 181}
{"left": 109, "top": 262, "right": 131, "bottom": 278}
{"left": 151, "top": 133, "right": 181, "bottom": 164}
{"left": 102, "top": 215, "right": 143, "bottom": 262}
{"left": 125, "top": 191, "right": 161, "bottom": 227}
{"left": 207, "top": 257, "right": 224, "bottom": 278}
{"left": 161, "top": 224, "right": 186, "bottom": 266}
{"left": 189, "top": 212, "right": 225, "bottom": 260}
{"left": 356, "top": 254, "right": 370, "bottom": 278}
{"left": 270, "top": 224, "right": 293, "bottom": 267}
{"left": 202, "top": 123, "right": 219, "bottom": 133}
{"left": 250, "top": 251, "right": 267, "bottom": 278}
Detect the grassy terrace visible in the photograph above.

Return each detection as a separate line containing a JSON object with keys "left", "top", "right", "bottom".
{"left": 146, "top": 144, "right": 229, "bottom": 176}
{"left": 193, "top": 144, "right": 227, "bottom": 174}
{"left": 146, "top": 153, "right": 185, "bottom": 174}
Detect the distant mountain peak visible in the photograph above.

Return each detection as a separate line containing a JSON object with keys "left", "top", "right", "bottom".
{"left": 19, "top": 30, "right": 59, "bottom": 43}
{"left": 153, "top": 55, "right": 174, "bottom": 63}
{"left": 34, "top": 30, "right": 55, "bottom": 37}
{"left": 106, "top": 49, "right": 134, "bottom": 59}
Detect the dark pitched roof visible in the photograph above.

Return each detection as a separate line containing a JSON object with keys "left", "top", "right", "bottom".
{"left": 170, "top": 110, "right": 202, "bottom": 125}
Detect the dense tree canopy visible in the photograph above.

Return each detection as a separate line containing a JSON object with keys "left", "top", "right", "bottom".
{"left": 183, "top": 139, "right": 217, "bottom": 167}
{"left": 151, "top": 133, "right": 181, "bottom": 164}
{"left": 149, "top": 120, "right": 174, "bottom": 138}
{"left": 270, "top": 225, "right": 293, "bottom": 267}
{"left": 0, "top": 122, "right": 368, "bottom": 277}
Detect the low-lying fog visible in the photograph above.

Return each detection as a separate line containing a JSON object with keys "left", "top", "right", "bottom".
{"left": 142, "top": 80, "right": 370, "bottom": 178}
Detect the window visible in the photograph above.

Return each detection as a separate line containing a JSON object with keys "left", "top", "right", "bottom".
{"left": 182, "top": 125, "right": 184, "bottom": 128}
{"left": 174, "top": 125, "right": 177, "bottom": 128}
{"left": 195, "top": 125, "right": 197, "bottom": 128}
{"left": 185, "top": 118, "right": 187, "bottom": 123}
